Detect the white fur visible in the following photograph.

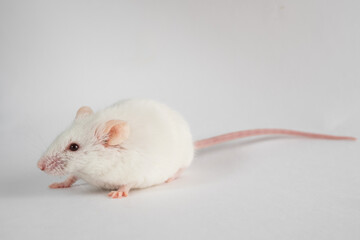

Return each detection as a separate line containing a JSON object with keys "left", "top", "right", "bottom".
{"left": 40, "top": 99, "right": 194, "bottom": 190}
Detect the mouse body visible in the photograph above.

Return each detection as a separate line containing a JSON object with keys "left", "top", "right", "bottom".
{"left": 38, "top": 99, "right": 194, "bottom": 197}
{"left": 38, "top": 99, "right": 355, "bottom": 198}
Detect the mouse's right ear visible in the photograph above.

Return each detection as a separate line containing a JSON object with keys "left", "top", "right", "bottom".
{"left": 75, "top": 106, "right": 93, "bottom": 120}
{"left": 96, "top": 120, "right": 130, "bottom": 147}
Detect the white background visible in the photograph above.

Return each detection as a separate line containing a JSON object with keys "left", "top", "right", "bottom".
{"left": 1, "top": 0, "right": 359, "bottom": 239}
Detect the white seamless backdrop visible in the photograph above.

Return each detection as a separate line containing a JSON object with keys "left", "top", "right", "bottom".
{"left": 0, "top": 1, "right": 359, "bottom": 240}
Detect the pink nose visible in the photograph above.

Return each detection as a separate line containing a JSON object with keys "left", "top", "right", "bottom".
{"left": 38, "top": 160, "right": 46, "bottom": 171}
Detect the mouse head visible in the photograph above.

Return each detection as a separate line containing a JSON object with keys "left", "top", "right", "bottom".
{"left": 37, "top": 106, "right": 130, "bottom": 176}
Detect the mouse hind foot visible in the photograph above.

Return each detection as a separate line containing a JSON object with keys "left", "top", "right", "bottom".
{"left": 108, "top": 185, "right": 131, "bottom": 199}
{"left": 165, "top": 168, "right": 185, "bottom": 183}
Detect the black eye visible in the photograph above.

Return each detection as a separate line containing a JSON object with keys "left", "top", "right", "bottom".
{"left": 69, "top": 143, "right": 79, "bottom": 151}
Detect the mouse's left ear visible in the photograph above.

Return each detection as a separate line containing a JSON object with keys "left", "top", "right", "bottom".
{"left": 98, "top": 120, "right": 130, "bottom": 146}
{"left": 75, "top": 106, "right": 93, "bottom": 120}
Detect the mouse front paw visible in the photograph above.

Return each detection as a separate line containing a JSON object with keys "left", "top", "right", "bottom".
{"left": 108, "top": 185, "right": 131, "bottom": 199}
{"left": 49, "top": 176, "right": 77, "bottom": 189}
{"left": 49, "top": 182, "right": 70, "bottom": 188}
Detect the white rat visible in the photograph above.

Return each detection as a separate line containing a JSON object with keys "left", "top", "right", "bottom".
{"left": 37, "top": 99, "right": 356, "bottom": 199}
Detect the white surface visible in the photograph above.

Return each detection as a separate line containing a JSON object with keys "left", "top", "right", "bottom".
{"left": 0, "top": 1, "right": 359, "bottom": 239}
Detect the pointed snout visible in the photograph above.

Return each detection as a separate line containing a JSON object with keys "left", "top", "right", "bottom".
{"left": 37, "top": 155, "right": 65, "bottom": 175}
{"left": 37, "top": 159, "right": 46, "bottom": 171}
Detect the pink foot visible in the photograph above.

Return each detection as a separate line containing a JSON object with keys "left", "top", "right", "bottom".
{"left": 165, "top": 168, "right": 185, "bottom": 183}
{"left": 108, "top": 185, "right": 131, "bottom": 199}
{"left": 49, "top": 176, "right": 77, "bottom": 189}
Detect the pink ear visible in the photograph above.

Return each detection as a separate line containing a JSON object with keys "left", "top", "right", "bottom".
{"left": 76, "top": 106, "right": 93, "bottom": 120}
{"left": 103, "top": 120, "right": 130, "bottom": 146}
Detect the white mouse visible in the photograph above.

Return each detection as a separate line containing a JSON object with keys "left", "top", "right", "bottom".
{"left": 37, "top": 99, "right": 356, "bottom": 199}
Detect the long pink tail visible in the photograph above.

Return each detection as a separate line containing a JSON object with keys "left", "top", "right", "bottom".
{"left": 194, "top": 129, "right": 356, "bottom": 149}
